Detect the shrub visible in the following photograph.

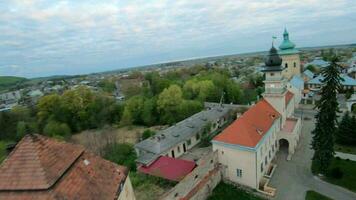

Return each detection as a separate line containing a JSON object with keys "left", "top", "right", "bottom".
{"left": 103, "top": 143, "right": 137, "bottom": 171}
{"left": 142, "top": 129, "right": 155, "bottom": 140}
{"left": 328, "top": 167, "right": 343, "bottom": 179}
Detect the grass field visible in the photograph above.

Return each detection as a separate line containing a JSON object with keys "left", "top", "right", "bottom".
{"left": 312, "top": 158, "right": 356, "bottom": 192}
{"left": 335, "top": 143, "right": 356, "bottom": 155}
{"left": 305, "top": 190, "right": 333, "bottom": 200}
{"left": 0, "top": 76, "right": 27, "bottom": 91}
{"left": 207, "top": 182, "right": 265, "bottom": 200}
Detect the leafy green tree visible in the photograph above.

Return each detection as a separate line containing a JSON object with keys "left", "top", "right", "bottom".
{"left": 178, "top": 100, "right": 203, "bottom": 121}
{"left": 157, "top": 85, "right": 183, "bottom": 124}
{"left": 98, "top": 80, "right": 116, "bottom": 93}
{"left": 43, "top": 120, "right": 71, "bottom": 138}
{"left": 142, "top": 98, "right": 157, "bottom": 126}
{"left": 336, "top": 112, "right": 356, "bottom": 145}
{"left": 311, "top": 56, "right": 343, "bottom": 173}
{"left": 120, "top": 96, "right": 145, "bottom": 125}
{"left": 16, "top": 121, "right": 27, "bottom": 140}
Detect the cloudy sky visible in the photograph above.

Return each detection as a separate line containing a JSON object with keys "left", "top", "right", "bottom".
{"left": 1, "top": 0, "right": 355, "bottom": 78}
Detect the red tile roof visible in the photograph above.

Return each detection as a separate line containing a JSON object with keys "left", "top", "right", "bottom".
{"left": 285, "top": 91, "right": 294, "bottom": 106}
{"left": 138, "top": 156, "right": 196, "bottom": 181}
{"left": 213, "top": 99, "right": 280, "bottom": 148}
{"left": 0, "top": 134, "right": 128, "bottom": 200}
{"left": 282, "top": 118, "right": 298, "bottom": 133}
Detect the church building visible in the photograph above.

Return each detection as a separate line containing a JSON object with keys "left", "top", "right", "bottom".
{"left": 212, "top": 44, "right": 302, "bottom": 192}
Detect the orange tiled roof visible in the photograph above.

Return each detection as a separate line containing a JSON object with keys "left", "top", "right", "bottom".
{"left": 285, "top": 91, "right": 294, "bottom": 106}
{"left": 0, "top": 134, "right": 128, "bottom": 200}
{"left": 213, "top": 99, "right": 280, "bottom": 148}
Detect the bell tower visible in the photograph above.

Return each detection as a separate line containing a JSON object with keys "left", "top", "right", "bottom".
{"left": 262, "top": 44, "right": 287, "bottom": 123}
{"left": 278, "top": 28, "right": 301, "bottom": 80}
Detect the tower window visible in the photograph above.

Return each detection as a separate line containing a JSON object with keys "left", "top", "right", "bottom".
{"left": 285, "top": 63, "right": 288, "bottom": 68}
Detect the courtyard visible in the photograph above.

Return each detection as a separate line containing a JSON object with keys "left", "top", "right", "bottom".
{"left": 269, "top": 106, "right": 356, "bottom": 200}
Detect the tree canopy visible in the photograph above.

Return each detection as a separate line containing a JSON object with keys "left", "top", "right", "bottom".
{"left": 311, "top": 55, "right": 343, "bottom": 173}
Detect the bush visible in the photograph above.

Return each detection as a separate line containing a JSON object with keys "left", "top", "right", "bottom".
{"left": 328, "top": 167, "right": 343, "bottom": 179}
{"left": 43, "top": 121, "right": 71, "bottom": 138}
{"left": 103, "top": 143, "right": 137, "bottom": 171}
{"left": 142, "top": 129, "right": 155, "bottom": 140}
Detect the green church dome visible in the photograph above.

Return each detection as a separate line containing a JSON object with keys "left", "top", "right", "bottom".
{"left": 279, "top": 28, "right": 296, "bottom": 50}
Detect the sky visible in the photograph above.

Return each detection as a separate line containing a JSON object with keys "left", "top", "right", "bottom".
{"left": 0, "top": 0, "right": 356, "bottom": 78}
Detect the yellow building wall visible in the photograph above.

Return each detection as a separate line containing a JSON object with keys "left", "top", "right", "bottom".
{"left": 281, "top": 54, "right": 301, "bottom": 80}
{"left": 118, "top": 175, "right": 136, "bottom": 200}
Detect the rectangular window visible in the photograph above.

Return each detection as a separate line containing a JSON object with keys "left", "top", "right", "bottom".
{"left": 269, "top": 150, "right": 271, "bottom": 159}
{"left": 265, "top": 156, "right": 267, "bottom": 165}
{"left": 236, "top": 169, "right": 242, "bottom": 178}
{"left": 261, "top": 163, "right": 264, "bottom": 172}
{"left": 177, "top": 146, "right": 181, "bottom": 153}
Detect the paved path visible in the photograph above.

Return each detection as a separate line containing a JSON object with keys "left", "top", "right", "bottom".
{"left": 335, "top": 151, "right": 356, "bottom": 161}
{"left": 269, "top": 118, "right": 356, "bottom": 200}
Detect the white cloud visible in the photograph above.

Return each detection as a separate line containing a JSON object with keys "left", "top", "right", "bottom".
{"left": 0, "top": 0, "right": 355, "bottom": 77}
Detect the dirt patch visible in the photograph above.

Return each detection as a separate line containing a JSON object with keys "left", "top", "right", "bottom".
{"left": 70, "top": 125, "right": 164, "bottom": 155}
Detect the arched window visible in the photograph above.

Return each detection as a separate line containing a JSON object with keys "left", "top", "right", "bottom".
{"left": 285, "top": 63, "right": 288, "bottom": 68}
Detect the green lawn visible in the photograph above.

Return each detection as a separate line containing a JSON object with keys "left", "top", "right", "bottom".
{"left": 0, "top": 76, "right": 27, "bottom": 91}
{"left": 305, "top": 190, "right": 333, "bottom": 200}
{"left": 335, "top": 143, "right": 356, "bottom": 155}
{"left": 207, "top": 182, "right": 265, "bottom": 200}
{"left": 312, "top": 157, "right": 356, "bottom": 193}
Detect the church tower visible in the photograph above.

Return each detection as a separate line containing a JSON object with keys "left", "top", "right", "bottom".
{"left": 262, "top": 45, "right": 287, "bottom": 124}
{"left": 279, "top": 28, "right": 301, "bottom": 80}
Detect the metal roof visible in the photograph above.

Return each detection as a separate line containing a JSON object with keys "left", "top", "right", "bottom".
{"left": 303, "top": 70, "right": 315, "bottom": 79}
{"left": 135, "top": 102, "right": 237, "bottom": 165}
{"left": 308, "top": 74, "right": 356, "bottom": 86}
{"left": 290, "top": 75, "right": 304, "bottom": 90}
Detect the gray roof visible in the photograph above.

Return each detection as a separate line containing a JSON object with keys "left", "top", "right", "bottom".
{"left": 135, "top": 102, "right": 237, "bottom": 164}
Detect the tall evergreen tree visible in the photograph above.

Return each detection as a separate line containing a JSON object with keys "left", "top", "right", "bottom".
{"left": 311, "top": 55, "right": 343, "bottom": 173}
{"left": 336, "top": 112, "right": 356, "bottom": 145}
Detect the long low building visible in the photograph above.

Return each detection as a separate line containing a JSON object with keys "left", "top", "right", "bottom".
{"left": 134, "top": 102, "right": 240, "bottom": 166}
{"left": 308, "top": 74, "right": 356, "bottom": 91}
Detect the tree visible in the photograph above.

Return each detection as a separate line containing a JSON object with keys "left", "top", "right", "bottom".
{"left": 306, "top": 65, "right": 318, "bottom": 73}
{"left": 120, "top": 95, "right": 145, "bottom": 125}
{"left": 43, "top": 120, "right": 71, "bottom": 139}
{"left": 311, "top": 55, "right": 343, "bottom": 173}
{"left": 16, "top": 121, "right": 27, "bottom": 140}
{"left": 103, "top": 143, "right": 137, "bottom": 171}
{"left": 336, "top": 112, "right": 356, "bottom": 145}
{"left": 157, "top": 85, "right": 184, "bottom": 124}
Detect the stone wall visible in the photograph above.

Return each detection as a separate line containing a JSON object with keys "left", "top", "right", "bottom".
{"left": 161, "top": 151, "right": 221, "bottom": 200}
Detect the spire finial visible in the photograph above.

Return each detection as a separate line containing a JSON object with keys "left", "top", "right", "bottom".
{"left": 272, "top": 36, "right": 277, "bottom": 46}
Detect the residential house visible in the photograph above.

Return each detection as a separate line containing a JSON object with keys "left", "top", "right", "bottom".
{"left": 308, "top": 74, "right": 356, "bottom": 91}
{"left": 0, "top": 134, "right": 135, "bottom": 200}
